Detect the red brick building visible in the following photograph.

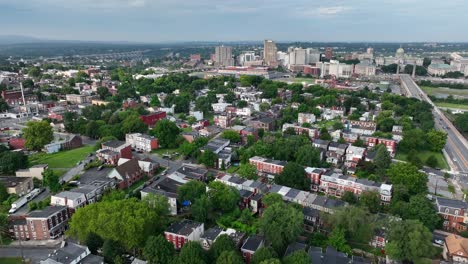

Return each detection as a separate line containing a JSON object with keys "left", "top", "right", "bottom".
{"left": 97, "top": 140, "right": 132, "bottom": 165}
{"left": 305, "top": 167, "right": 326, "bottom": 190}
{"left": 140, "top": 111, "right": 167, "bottom": 126}
{"left": 241, "top": 235, "right": 265, "bottom": 264}
{"left": 436, "top": 197, "right": 468, "bottom": 232}
{"left": 1, "top": 90, "right": 37, "bottom": 105}
{"left": 107, "top": 158, "right": 144, "bottom": 189}
{"left": 9, "top": 137, "right": 26, "bottom": 150}
{"left": 249, "top": 156, "right": 287, "bottom": 175}
{"left": 164, "top": 220, "right": 204, "bottom": 249}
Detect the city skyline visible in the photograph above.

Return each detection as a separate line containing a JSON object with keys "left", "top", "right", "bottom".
{"left": 1, "top": 0, "right": 468, "bottom": 43}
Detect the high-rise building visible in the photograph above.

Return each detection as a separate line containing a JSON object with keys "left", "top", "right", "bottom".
{"left": 325, "top": 47, "right": 333, "bottom": 60}
{"left": 289, "top": 48, "right": 307, "bottom": 66}
{"left": 306, "top": 48, "right": 321, "bottom": 64}
{"left": 263, "top": 40, "right": 278, "bottom": 66}
{"left": 215, "top": 46, "right": 234, "bottom": 67}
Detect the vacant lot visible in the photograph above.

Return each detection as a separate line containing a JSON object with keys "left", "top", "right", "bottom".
{"left": 435, "top": 102, "right": 468, "bottom": 110}
{"left": 421, "top": 86, "right": 468, "bottom": 97}
{"left": 395, "top": 150, "right": 449, "bottom": 170}
{"left": 29, "top": 146, "right": 94, "bottom": 168}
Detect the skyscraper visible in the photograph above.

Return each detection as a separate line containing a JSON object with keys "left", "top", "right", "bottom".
{"left": 215, "top": 46, "right": 234, "bottom": 67}
{"left": 263, "top": 40, "right": 278, "bottom": 66}
{"left": 325, "top": 47, "right": 333, "bottom": 60}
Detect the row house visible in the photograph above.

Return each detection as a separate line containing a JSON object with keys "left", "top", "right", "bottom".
{"left": 65, "top": 94, "right": 92, "bottom": 104}
{"left": 282, "top": 123, "right": 319, "bottom": 139}
{"left": 200, "top": 226, "right": 246, "bottom": 250}
{"left": 164, "top": 220, "right": 204, "bottom": 250}
{"left": 344, "top": 120, "right": 377, "bottom": 136}
{"left": 107, "top": 158, "right": 144, "bottom": 189}
{"left": 212, "top": 103, "right": 232, "bottom": 113}
{"left": 249, "top": 117, "right": 275, "bottom": 132}
{"left": 249, "top": 156, "right": 287, "bottom": 176}
{"left": 126, "top": 133, "right": 159, "bottom": 152}
{"left": 96, "top": 140, "right": 132, "bottom": 165}
{"left": 361, "top": 136, "right": 397, "bottom": 156}
{"left": 11, "top": 206, "right": 69, "bottom": 241}
{"left": 313, "top": 139, "right": 330, "bottom": 150}
{"left": 298, "top": 113, "right": 316, "bottom": 125}
{"left": 345, "top": 146, "right": 366, "bottom": 168}
{"left": 319, "top": 171, "right": 392, "bottom": 203}
{"left": 202, "top": 138, "right": 232, "bottom": 169}
{"left": 16, "top": 164, "right": 48, "bottom": 180}
{"left": 0, "top": 176, "right": 33, "bottom": 196}
{"left": 436, "top": 197, "right": 468, "bottom": 232}
{"left": 214, "top": 113, "right": 234, "bottom": 128}
{"left": 199, "top": 125, "right": 221, "bottom": 137}
{"left": 443, "top": 234, "right": 468, "bottom": 263}
{"left": 269, "top": 185, "right": 318, "bottom": 208}
{"left": 40, "top": 241, "right": 103, "bottom": 264}
{"left": 326, "top": 142, "right": 348, "bottom": 165}
{"left": 240, "top": 126, "right": 258, "bottom": 144}
{"left": 216, "top": 175, "right": 267, "bottom": 213}
{"left": 321, "top": 106, "right": 345, "bottom": 120}
{"left": 1, "top": 90, "right": 37, "bottom": 105}
{"left": 305, "top": 167, "right": 326, "bottom": 191}
{"left": 392, "top": 125, "right": 403, "bottom": 142}
{"left": 141, "top": 175, "right": 187, "bottom": 215}
{"left": 139, "top": 111, "right": 166, "bottom": 127}
{"left": 172, "top": 164, "right": 208, "bottom": 181}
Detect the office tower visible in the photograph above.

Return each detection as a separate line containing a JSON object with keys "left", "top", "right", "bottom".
{"left": 263, "top": 40, "right": 278, "bottom": 66}
{"left": 215, "top": 46, "right": 234, "bottom": 67}
{"left": 325, "top": 47, "right": 333, "bottom": 60}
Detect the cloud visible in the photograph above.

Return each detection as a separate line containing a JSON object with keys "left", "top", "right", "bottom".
{"left": 318, "top": 6, "right": 350, "bottom": 15}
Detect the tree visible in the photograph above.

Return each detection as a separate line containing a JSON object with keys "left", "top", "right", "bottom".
{"left": 102, "top": 239, "right": 124, "bottom": 264}
{"left": 0, "top": 98, "right": 9, "bottom": 112}
{"left": 454, "top": 113, "right": 468, "bottom": 133}
{"left": 275, "top": 162, "right": 309, "bottom": 190}
{"left": 198, "top": 150, "right": 218, "bottom": 168}
{"left": 399, "top": 129, "right": 427, "bottom": 152}
{"left": 207, "top": 181, "right": 240, "bottom": 212}
{"left": 85, "top": 232, "right": 103, "bottom": 254}
{"left": 283, "top": 251, "right": 310, "bottom": 264}
{"left": 387, "top": 163, "right": 428, "bottom": 195}
{"left": 307, "top": 232, "right": 328, "bottom": 248}
{"left": 237, "top": 163, "right": 258, "bottom": 180}
{"left": 28, "top": 67, "right": 42, "bottom": 78}
{"left": 251, "top": 247, "right": 278, "bottom": 264}
{"left": 341, "top": 191, "right": 358, "bottom": 205}
{"left": 295, "top": 145, "right": 321, "bottom": 167}
{"left": 237, "top": 100, "right": 248, "bottom": 108}
{"left": 359, "top": 191, "right": 381, "bottom": 213}
{"left": 327, "top": 228, "right": 352, "bottom": 255}
{"left": 121, "top": 115, "right": 148, "bottom": 134}
{"left": 150, "top": 96, "right": 161, "bottom": 107}
{"left": 319, "top": 128, "right": 332, "bottom": 140}
{"left": 177, "top": 181, "right": 207, "bottom": 204}
{"left": 0, "top": 151, "right": 28, "bottom": 174}
{"left": 373, "top": 144, "right": 391, "bottom": 176}
{"left": 407, "top": 149, "right": 423, "bottom": 168}
{"left": 151, "top": 120, "right": 180, "bottom": 148}
{"left": 210, "top": 234, "right": 237, "bottom": 261}
{"left": 144, "top": 235, "right": 175, "bottom": 264}
{"left": 324, "top": 206, "right": 374, "bottom": 244}
{"left": 178, "top": 242, "right": 206, "bottom": 264}
{"left": 385, "top": 220, "right": 435, "bottom": 262}
{"left": 259, "top": 259, "right": 281, "bottom": 264}
{"left": 258, "top": 202, "right": 303, "bottom": 254}
{"left": 261, "top": 193, "right": 283, "bottom": 207}
{"left": 216, "top": 251, "right": 243, "bottom": 264}
{"left": 425, "top": 155, "right": 439, "bottom": 168}
{"left": 192, "top": 194, "right": 212, "bottom": 222}
{"left": 0, "top": 182, "right": 8, "bottom": 203}
{"left": 43, "top": 169, "right": 61, "bottom": 193}
{"left": 97, "top": 86, "right": 111, "bottom": 100}
{"left": 401, "top": 195, "right": 441, "bottom": 231}
{"left": 426, "top": 130, "right": 447, "bottom": 152}
{"left": 23, "top": 120, "right": 54, "bottom": 150}
{"left": 221, "top": 130, "right": 241, "bottom": 143}
{"left": 143, "top": 193, "right": 171, "bottom": 216}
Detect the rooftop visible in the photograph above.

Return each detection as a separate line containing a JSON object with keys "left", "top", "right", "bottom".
{"left": 165, "top": 219, "right": 203, "bottom": 236}
{"left": 28, "top": 206, "right": 66, "bottom": 219}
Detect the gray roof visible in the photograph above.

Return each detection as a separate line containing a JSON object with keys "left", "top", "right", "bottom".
{"left": 54, "top": 191, "right": 84, "bottom": 200}
{"left": 102, "top": 140, "right": 126, "bottom": 148}
{"left": 436, "top": 197, "right": 468, "bottom": 209}
{"left": 28, "top": 206, "right": 66, "bottom": 218}
{"left": 165, "top": 220, "right": 203, "bottom": 236}
{"left": 241, "top": 235, "right": 264, "bottom": 252}
{"left": 284, "top": 242, "right": 307, "bottom": 257}
{"left": 45, "top": 242, "right": 88, "bottom": 264}
{"left": 200, "top": 226, "right": 223, "bottom": 241}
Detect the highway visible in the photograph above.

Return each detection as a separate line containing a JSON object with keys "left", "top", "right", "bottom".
{"left": 399, "top": 74, "right": 468, "bottom": 175}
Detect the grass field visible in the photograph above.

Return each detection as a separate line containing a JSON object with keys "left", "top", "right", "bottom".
{"left": 29, "top": 146, "right": 94, "bottom": 168}
{"left": 435, "top": 102, "right": 468, "bottom": 110}
{"left": 0, "top": 258, "right": 23, "bottom": 264}
{"left": 421, "top": 86, "right": 468, "bottom": 97}
{"left": 395, "top": 150, "right": 449, "bottom": 170}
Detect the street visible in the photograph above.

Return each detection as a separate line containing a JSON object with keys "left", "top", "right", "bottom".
{"left": 0, "top": 247, "right": 57, "bottom": 264}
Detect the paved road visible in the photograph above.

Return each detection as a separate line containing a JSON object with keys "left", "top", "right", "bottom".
{"left": 11, "top": 189, "right": 50, "bottom": 216}
{"left": 400, "top": 74, "right": 468, "bottom": 174}
{"left": 0, "top": 247, "right": 57, "bottom": 263}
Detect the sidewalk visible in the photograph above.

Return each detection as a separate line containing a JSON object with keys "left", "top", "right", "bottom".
{"left": 7, "top": 239, "right": 62, "bottom": 248}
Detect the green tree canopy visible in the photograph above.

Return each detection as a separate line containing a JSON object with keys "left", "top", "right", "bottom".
{"left": 178, "top": 242, "right": 207, "bottom": 264}
{"left": 359, "top": 191, "right": 382, "bottom": 214}
{"left": 387, "top": 163, "right": 428, "bottom": 195}
{"left": 85, "top": 232, "right": 103, "bottom": 254}
{"left": 251, "top": 247, "right": 278, "bottom": 264}
{"left": 144, "top": 235, "right": 175, "bottom": 264}
{"left": 426, "top": 129, "right": 447, "bottom": 152}
{"left": 198, "top": 150, "right": 218, "bottom": 168}
{"left": 295, "top": 145, "right": 322, "bottom": 167}
{"left": 177, "top": 180, "right": 207, "bottom": 204}
{"left": 324, "top": 206, "right": 375, "bottom": 244}
{"left": 327, "top": 228, "right": 352, "bottom": 255}
{"left": 207, "top": 181, "right": 240, "bottom": 213}
{"left": 283, "top": 251, "right": 310, "bottom": 264}
{"left": 216, "top": 250, "right": 243, "bottom": 264}
{"left": 151, "top": 119, "right": 180, "bottom": 148}
{"left": 237, "top": 163, "right": 258, "bottom": 180}
{"left": 23, "top": 120, "right": 54, "bottom": 150}
{"left": 210, "top": 234, "right": 237, "bottom": 261}
{"left": 221, "top": 130, "right": 241, "bottom": 143}
{"left": 275, "top": 162, "right": 309, "bottom": 190}
{"left": 43, "top": 169, "right": 61, "bottom": 193}
{"left": 192, "top": 194, "right": 212, "bottom": 223}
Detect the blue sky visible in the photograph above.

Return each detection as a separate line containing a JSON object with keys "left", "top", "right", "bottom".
{"left": 1, "top": 0, "right": 467, "bottom": 42}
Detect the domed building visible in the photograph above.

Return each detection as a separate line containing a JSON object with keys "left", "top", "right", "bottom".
{"left": 375, "top": 46, "right": 423, "bottom": 66}
{"left": 395, "top": 47, "right": 405, "bottom": 59}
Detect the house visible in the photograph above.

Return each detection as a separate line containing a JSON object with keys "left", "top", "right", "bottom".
{"left": 241, "top": 235, "right": 265, "bottom": 264}
{"left": 50, "top": 191, "right": 87, "bottom": 212}
{"left": 305, "top": 167, "right": 326, "bottom": 190}
{"left": 39, "top": 241, "right": 103, "bottom": 264}
{"left": 249, "top": 117, "right": 275, "bottom": 131}
{"left": 141, "top": 176, "right": 187, "bottom": 215}
{"left": 199, "top": 227, "right": 246, "bottom": 250}
{"left": 321, "top": 106, "right": 345, "bottom": 120}
{"left": 298, "top": 113, "right": 316, "bottom": 124}
{"left": 107, "top": 158, "right": 144, "bottom": 189}
{"left": 172, "top": 164, "right": 208, "bottom": 181}
{"left": 214, "top": 113, "right": 234, "bottom": 128}
{"left": 435, "top": 197, "right": 468, "bottom": 232}
{"left": 249, "top": 156, "right": 287, "bottom": 176}
{"left": 0, "top": 176, "right": 33, "bottom": 196}
{"left": 344, "top": 120, "right": 377, "bottom": 136}
{"left": 443, "top": 234, "right": 468, "bottom": 263}
{"left": 240, "top": 127, "right": 258, "bottom": 144}
{"left": 202, "top": 138, "right": 232, "bottom": 169}
{"left": 164, "top": 220, "right": 205, "bottom": 249}
{"left": 182, "top": 131, "right": 200, "bottom": 143}
{"left": 199, "top": 125, "right": 222, "bottom": 137}
{"left": 139, "top": 111, "right": 166, "bottom": 126}
{"left": 284, "top": 242, "right": 307, "bottom": 257}
{"left": 361, "top": 136, "right": 397, "bottom": 156}
{"left": 126, "top": 133, "right": 158, "bottom": 152}
{"left": 392, "top": 125, "right": 403, "bottom": 142}
{"left": 97, "top": 140, "right": 132, "bottom": 165}
{"left": 65, "top": 94, "right": 91, "bottom": 104}
{"left": 308, "top": 246, "right": 351, "bottom": 264}
{"left": 16, "top": 164, "right": 48, "bottom": 180}
{"left": 345, "top": 146, "right": 366, "bottom": 168}
{"left": 326, "top": 142, "right": 348, "bottom": 165}
{"left": 282, "top": 123, "right": 319, "bottom": 139}
{"left": 212, "top": 103, "right": 231, "bottom": 112}
{"left": 11, "top": 206, "right": 69, "bottom": 241}
{"left": 43, "top": 135, "right": 83, "bottom": 154}
{"left": 303, "top": 207, "right": 321, "bottom": 232}
{"left": 313, "top": 139, "right": 330, "bottom": 150}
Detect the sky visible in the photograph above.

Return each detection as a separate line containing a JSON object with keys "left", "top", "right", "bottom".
{"left": 1, "top": 0, "right": 467, "bottom": 43}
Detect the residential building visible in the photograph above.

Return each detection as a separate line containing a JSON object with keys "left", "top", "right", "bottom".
{"left": 212, "top": 102, "right": 232, "bottom": 113}
{"left": 214, "top": 113, "right": 234, "bottom": 128}
{"left": 215, "top": 175, "right": 269, "bottom": 195}
{"left": 12, "top": 206, "right": 69, "bottom": 240}
{"left": 172, "top": 164, "right": 208, "bottom": 181}
{"left": 0, "top": 176, "right": 33, "bottom": 196}
{"left": 43, "top": 135, "right": 83, "bottom": 154}
{"left": 436, "top": 197, "right": 468, "bottom": 232}
{"left": 249, "top": 156, "right": 287, "bottom": 175}
{"left": 443, "top": 234, "right": 468, "bottom": 263}
{"left": 40, "top": 241, "right": 103, "bottom": 264}
{"left": 200, "top": 227, "right": 246, "bottom": 250}
{"left": 107, "top": 158, "right": 144, "bottom": 189}
{"left": 313, "top": 139, "right": 330, "bottom": 150}
{"left": 126, "top": 133, "right": 158, "bottom": 152}
{"left": 140, "top": 111, "right": 166, "bottom": 127}
{"left": 361, "top": 136, "right": 397, "bottom": 156}
{"left": 321, "top": 106, "right": 345, "bottom": 120}
{"left": 241, "top": 235, "right": 265, "bottom": 264}
{"left": 305, "top": 167, "right": 326, "bottom": 190}
{"left": 164, "top": 220, "right": 205, "bottom": 249}
{"left": 317, "top": 60, "right": 353, "bottom": 78}
{"left": 298, "top": 113, "right": 316, "bottom": 124}
{"left": 345, "top": 146, "right": 366, "bottom": 168}
{"left": 50, "top": 191, "right": 87, "bottom": 212}
{"left": 214, "top": 46, "right": 234, "bottom": 67}
{"left": 263, "top": 40, "right": 278, "bottom": 66}
{"left": 249, "top": 117, "right": 275, "bottom": 131}
{"left": 1, "top": 90, "right": 37, "bottom": 105}
{"left": 96, "top": 140, "right": 132, "bottom": 165}
{"left": 141, "top": 176, "right": 187, "bottom": 215}
{"left": 65, "top": 94, "right": 91, "bottom": 104}
{"left": 282, "top": 123, "right": 319, "bottom": 139}
{"left": 16, "top": 164, "right": 48, "bottom": 180}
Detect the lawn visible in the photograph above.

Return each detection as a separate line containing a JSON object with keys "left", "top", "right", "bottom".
{"left": 29, "top": 145, "right": 94, "bottom": 168}
{"left": 421, "top": 86, "right": 468, "bottom": 97}
{"left": 435, "top": 102, "right": 468, "bottom": 110}
{"left": 0, "top": 258, "right": 23, "bottom": 264}
{"left": 395, "top": 150, "right": 449, "bottom": 170}
{"left": 226, "top": 166, "right": 239, "bottom": 174}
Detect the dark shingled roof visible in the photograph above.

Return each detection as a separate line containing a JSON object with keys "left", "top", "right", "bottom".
{"left": 102, "top": 140, "right": 127, "bottom": 148}
{"left": 241, "top": 235, "right": 264, "bottom": 252}
{"left": 165, "top": 220, "right": 203, "bottom": 236}
{"left": 27, "top": 206, "right": 66, "bottom": 218}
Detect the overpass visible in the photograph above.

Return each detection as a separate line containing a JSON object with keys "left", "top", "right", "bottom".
{"left": 400, "top": 74, "right": 468, "bottom": 175}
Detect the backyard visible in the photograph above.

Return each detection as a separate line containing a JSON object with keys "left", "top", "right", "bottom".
{"left": 0, "top": 258, "right": 24, "bottom": 264}
{"left": 395, "top": 150, "right": 449, "bottom": 170}
{"left": 29, "top": 145, "right": 94, "bottom": 169}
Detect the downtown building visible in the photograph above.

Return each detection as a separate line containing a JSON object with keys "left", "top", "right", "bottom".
{"left": 214, "top": 46, "right": 235, "bottom": 67}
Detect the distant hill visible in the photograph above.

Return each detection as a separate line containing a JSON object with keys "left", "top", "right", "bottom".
{"left": 0, "top": 35, "right": 43, "bottom": 45}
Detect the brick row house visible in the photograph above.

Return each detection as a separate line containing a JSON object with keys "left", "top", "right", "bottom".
{"left": 97, "top": 140, "right": 132, "bottom": 165}
{"left": 126, "top": 133, "right": 159, "bottom": 152}
{"left": 11, "top": 206, "right": 69, "bottom": 241}
{"left": 249, "top": 156, "right": 287, "bottom": 176}
{"left": 164, "top": 220, "right": 204, "bottom": 249}
{"left": 282, "top": 123, "right": 319, "bottom": 139}
{"left": 436, "top": 197, "right": 468, "bottom": 232}
{"left": 140, "top": 111, "right": 166, "bottom": 127}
